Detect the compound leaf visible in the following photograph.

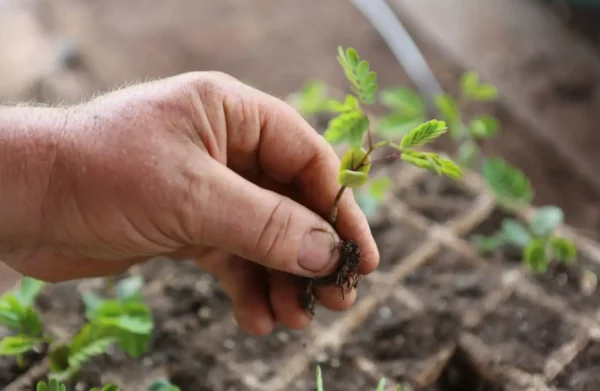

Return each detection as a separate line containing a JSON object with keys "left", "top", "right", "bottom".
{"left": 530, "top": 206, "right": 564, "bottom": 237}
{"left": 482, "top": 158, "right": 534, "bottom": 205}
{"left": 401, "top": 150, "right": 462, "bottom": 179}
{"left": 400, "top": 120, "right": 447, "bottom": 148}
{"left": 324, "top": 111, "right": 370, "bottom": 147}
{"left": 461, "top": 71, "right": 498, "bottom": 101}
{"left": 469, "top": 115, "right": 500, "bottom": 139}
{"left": 336, "top": 46, "right": 378, "bottom": 104}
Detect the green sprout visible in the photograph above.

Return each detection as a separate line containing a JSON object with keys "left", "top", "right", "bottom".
{"left": 0, "top": 276, "right": 153, "bottom": 383}
{"left": 323, "top": 47, "right": 462, "bottom": 226}
{"left": 473, "top": 159, "right": 576, "bottom": 273}
{"left": 315, "top": 365, "right": 408, "bottom": 391}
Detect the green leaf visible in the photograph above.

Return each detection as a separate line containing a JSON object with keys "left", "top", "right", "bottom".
{"left": 0, "top": 335, "right": 40, "bottom": 355}
{"left": 0, "top": 308, "right": 20, "bottom": 329}
{"left": 115, "top": 276, "right": 144, "bottom": 301}
{"left": 401, "top": 150, "right": 462, "bottom": 179}
{"left": 501, "top": 218, "right": 531, "bottom": 248}
{"left": 433, "top": 93, "right": 463, "bottom": 140}
{"left": 316, "top": 365, "right": 324, "bottom": 391}
{"left": 369, "top": 177, "right": 392, "bottom": 201}
{"left": 550, "top": 237, "right": 577, "bottom": 263}
{"left": 15, "top": 278, "right": 45, "bottom": 306}
{"left": 68, "top": 336, "right": 113, "bottom": 369}
{"left": 471, "top": 233, "right": 506, "bottom": 254}
{"left": 324, "top": 111, "right": 370, "bottom": 147}
{"left": 114, "top": 329, "right": 151, "bottom": 357}
{"left": 21, "top": 306, "right": 43, "bottom": 337}
{"left": 460, "top": 71, "right": 498, "bottom": 101}
{"left": 82, "top": 291, "right": 104, "bottom": 320}
{"left": 375, "top": 112, "right": 425, "bottom": 139}
{"left": 95, "top": 301, "right": 153, "bottom": 335}
{"left": 148, "top": 380, "right": 181, "bottom": 391}
{"left": 400, "top": 120, "right": 447, "bottom": 148}
{"left": 375, "top": 378, "right": 387, "bottom": 391}
{"left": 336, "top": 46, "right": 378, "bottom": 104}
{"left": 523, "top": 239, "right": 549, "bottom": 273}
{"left": 482, "top": 158, "right": 535, "bottom": 205}
{"left": 338, "top": 147, "right": 371, "bottom": 188}
{"left": 36, "top": 379, "right": 67, "bottom": 391}
{"left": 530, "top": 206, "right": 564, "bottom": 237}
{"left": 469, "top": 116, "right": 500, "bottom": 139}
{"left": 457, "top": 140, "right": 478, "bottom": 167}
{"left": 380, "top": 87, "right": 425, "bottom": 115}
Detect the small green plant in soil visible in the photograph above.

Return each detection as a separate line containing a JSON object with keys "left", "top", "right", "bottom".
{"left": 472, "top": 159, "right": 577, "bottom": 273}
{"left": 315, "top": 365, "right": 408, "bottom": 391}
{"left": 0, "top": 276, "right": 153, "bottom": 383}
{"left": 298, "top": 46, "right": 462, "bottom": 315}
{"left": 290, "top": 66, "right": 580, "bottom": 276}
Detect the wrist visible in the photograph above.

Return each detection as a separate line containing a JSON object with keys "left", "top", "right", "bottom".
{"left": 0, "top": 105, "right": 72, "bottom": 254}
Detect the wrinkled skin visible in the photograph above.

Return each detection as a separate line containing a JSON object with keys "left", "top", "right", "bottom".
{"left": 0, "top": 72, "right": 379, "bottom": 335}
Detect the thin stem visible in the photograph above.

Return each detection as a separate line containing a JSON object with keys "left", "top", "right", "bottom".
{"left": 329, "top": 186, "right": 347, "bottom": 226}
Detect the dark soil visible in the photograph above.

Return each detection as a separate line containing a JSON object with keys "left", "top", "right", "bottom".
{"left": 472, "top": 293, "right": 581, "bottom": 374}
{"left": 553, "top": 340, "right": 600, "bottom": 391}
{"left": 532, "top": 256, "right": 600, "bottom": 318}
{"left": 370, "top": 207, "right": 428, "bottom": 272}
{"left": 396, "top": 175, "right": 477, "bottom": 225}
{"left": 431, "top": 347, "right": 506, "bottom": 391}
{"left": 347, "top": 297, "right": 460, "bottom": 386}
{"left": 402, "top": 251, "right": 500, "bottom": 317}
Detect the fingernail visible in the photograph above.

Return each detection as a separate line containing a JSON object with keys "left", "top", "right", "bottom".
{"left": 298, "top": 229, "right": 340, "bottom": 272}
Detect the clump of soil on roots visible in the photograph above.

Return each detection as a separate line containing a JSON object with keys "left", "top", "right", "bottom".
{"left": 300, "top": 239, "right": 362, "bottom": 316}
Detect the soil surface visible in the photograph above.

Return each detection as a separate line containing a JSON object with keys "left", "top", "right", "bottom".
{"left": 2, "top": 171, "right": 600, "bottom": 390}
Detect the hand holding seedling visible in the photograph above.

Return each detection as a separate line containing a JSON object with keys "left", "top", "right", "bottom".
{"left": 0, "top": 71, "right": 379, "bottom": 335}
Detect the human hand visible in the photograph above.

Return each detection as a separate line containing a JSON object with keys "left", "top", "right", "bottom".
{"left": 1, "top": 72, "right": 379, "bottom": 335}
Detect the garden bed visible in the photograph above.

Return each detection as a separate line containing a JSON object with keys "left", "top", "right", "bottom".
{"left": 3, "top": 165, "right": 600, "bottom": 391}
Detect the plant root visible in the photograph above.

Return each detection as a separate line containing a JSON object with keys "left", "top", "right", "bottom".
{"left": 299, "top": 239, "right": 362, "bottom": 317}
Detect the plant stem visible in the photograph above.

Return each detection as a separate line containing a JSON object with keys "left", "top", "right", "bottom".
{"left": 329, "top": 186, "right": 347, "bottom": 226}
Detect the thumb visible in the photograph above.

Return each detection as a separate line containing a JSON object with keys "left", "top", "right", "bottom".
{"left": 195, "top": 161, "right": 342, "bottom": 278}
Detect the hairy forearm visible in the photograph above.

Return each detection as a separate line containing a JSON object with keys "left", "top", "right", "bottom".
{"left": 0, "top": 105, "right": 70, "bottom": 251}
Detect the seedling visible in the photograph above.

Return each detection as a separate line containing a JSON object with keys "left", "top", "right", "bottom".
{"left": 315, "top": 365, "right": 408, "bottom": 391}
{"left": 472, "top": 158, "right": 577, "bottom": 272}
{"left": 0, "top": 275, "right": 153, "bottom": 383}
{"left": 297, "top": 47, "right": 462, "bottom": 315}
